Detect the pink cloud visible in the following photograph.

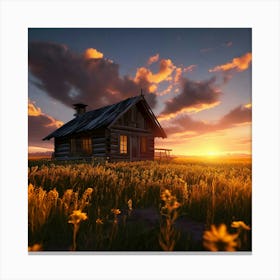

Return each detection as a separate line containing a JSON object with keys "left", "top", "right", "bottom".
{"left": 162, "top": 104, "right": 252, "bottom": 137}
{"left": 147, "top": 53, "right": 159, "bottom": 65}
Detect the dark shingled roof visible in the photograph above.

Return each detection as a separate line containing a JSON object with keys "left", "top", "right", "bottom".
{"left": 43, "top": 95, "right": 166, "bottom": 140}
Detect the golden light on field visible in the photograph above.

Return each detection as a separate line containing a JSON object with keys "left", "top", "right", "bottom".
{"left": 28, "top": 158, "right": 252, "bottom": 251}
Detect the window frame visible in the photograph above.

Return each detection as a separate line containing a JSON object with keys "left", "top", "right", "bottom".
{"left": 71, "top": 136, "right": 92, "bottom": 155}
{"left": 82, "top": 137, "right": 92, "bottom": 155}
{"left": 120, "top": 134, "right": 128, "bottom": 154}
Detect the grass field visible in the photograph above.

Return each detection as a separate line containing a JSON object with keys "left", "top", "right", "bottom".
{"left": 28, "top": 156, "right": 252, "bottom": 252}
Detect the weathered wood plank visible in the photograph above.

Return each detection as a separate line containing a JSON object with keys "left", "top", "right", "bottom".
{"left": 92, "top": 137, "right": 106, "bottom": 143}
{"left": 56, "top": 145, "right": 70, "bottom": 151}
{"left": 92, "top": 153, "right": 106, "bottom": 157}
{"left": 93, "top": 148, "right": 106, "bottom": 153}
{"left": 55, "top": 152, "right": 69, "bottom": 157}
{"left": 93, "top": 143, "right": 106, "bottom": 150}
{"left": 110, "top": 126, "right": 152, "bottom": 134}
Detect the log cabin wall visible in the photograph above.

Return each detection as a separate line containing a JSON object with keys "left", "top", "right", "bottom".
{"left": 54, "top": 137, "right": 71, "bottom": 158}
{"left": 54, "top": 130, "right": 107, "bottom": 159}
{"left": 108, "top": 105, "right": 155, "bottom": 162}
{"left": 92, "top": 130, "right": 107, "bottom": 158}
{"left": 108, "top": 128, "right": 154, "bottom": 162}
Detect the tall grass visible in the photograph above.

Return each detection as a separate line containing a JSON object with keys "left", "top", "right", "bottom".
{"left": 28, "top": 158, "right": 251, "bottom": 251}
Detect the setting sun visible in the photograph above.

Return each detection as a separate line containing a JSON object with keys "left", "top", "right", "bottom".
{"left": 206, "top": 151, "right": 220, "bottom": 157}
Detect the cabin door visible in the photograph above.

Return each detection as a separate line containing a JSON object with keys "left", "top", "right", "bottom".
{"left": 130, "top": 136, "right": 139, "bottom": 160}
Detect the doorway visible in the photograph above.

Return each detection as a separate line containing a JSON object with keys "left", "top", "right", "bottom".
{"left": 130, "top": 136, "right": 139, "bottom": 160}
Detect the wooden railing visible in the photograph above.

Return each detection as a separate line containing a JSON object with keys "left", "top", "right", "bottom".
{"left": 154, "top": 148, "right": 172, "bottom": 160}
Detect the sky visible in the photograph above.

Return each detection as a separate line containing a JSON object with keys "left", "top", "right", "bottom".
{"left": 28, "top": 28, "right": 252, "bottom": 156}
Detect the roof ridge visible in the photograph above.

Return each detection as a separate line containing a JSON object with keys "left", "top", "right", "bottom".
{"left": 86, "top": 95, "right": 140, "bottom": 114}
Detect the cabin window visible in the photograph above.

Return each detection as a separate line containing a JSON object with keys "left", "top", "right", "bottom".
{"left": 82, "top": 137, "right": 92, "bottom": 154}
{"left": 71, "top": 137, "right": 92, "bottom": 155}
{"left": 120, "top": 135, "right": 128, "bottom": 154}
{"left": 140, "top": 136, "right": 147, "bottom": 153}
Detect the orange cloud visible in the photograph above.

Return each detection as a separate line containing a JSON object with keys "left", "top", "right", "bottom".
{"left": 157, "top": 84, "right": 173, "bottom": 96}
{"left": 28, "top": 100, "right": 63, "bottom": 128}
{"left": 209, "top": 52, "right": 252, "bottom": 72}
{"left": 158, "top": 101, "right": 221, "bottom": 121}
{"left": 173, "top": 65, "right": 196, "bottom": 84}
{"left": 135, "top": 59, "right": 175, "bottom": 84}
{"left": 174, "top": 68, "right": 182, "bottom": 83}
{"left": 46, "top": 119, "right": 64, "bottom": 128}
{"left": 28, "top": 101, "right": 42, "bottom": 116}
{"left": 147, "top": 53, "right": 159, "bottom": 65}
{"left": 84, "top": 48, "right": 104, "bottom": 59}
{"left": 149, "top": 84, "right": 158, "bottom": 92}
{"left": 28, "top": 100, "right": 64, "bottom": 150}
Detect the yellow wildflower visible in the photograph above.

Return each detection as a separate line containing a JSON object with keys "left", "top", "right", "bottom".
{"left": 47, "top": 189, "right": 59, "bottom": 201}
{"left": 172, "top": 201, "right": 181, "bottom": 209}
{"left": 127, "top": 199, "right": 133, "bottom": 211}
{"left": 161, "top": 189, "right": 180, "bottom": 212}
{"left": 203, "top": 224, "right": 238, "bottom": 251}
{"left": 111, "top": 208, "right": 121, "bottom": 215}
{"left": 96, "top": 218, "right": 104, "bottom": 225}
{"left": 28, "top": 243, "right": 42, "bottom": 251}
{"left": 68, "top": 210, "right": 88, "bottom": 225}
{"left": 84, "top": 188, "right": 93, "bottom": 195}
{"left": 161, "top": 189, "right": 171, "bottom": 202}
{"left": 231, "top": 221, "right": 251, "bottom": 231}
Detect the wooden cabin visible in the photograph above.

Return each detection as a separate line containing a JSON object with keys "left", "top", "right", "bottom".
{"left": 43, "top": 95, "right": 167, "bottom": 161}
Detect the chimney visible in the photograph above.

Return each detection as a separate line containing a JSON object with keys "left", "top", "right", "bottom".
{"left": 73, "top": 103, "right": 87, "bottom": 117}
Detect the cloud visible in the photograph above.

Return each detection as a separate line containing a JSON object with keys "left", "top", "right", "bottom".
{"left": 84, "top": 48, "right": 104, "bottom": 59}
{"left": 135, "top": 58, "right": 175, "bottom": 84}
{"left": 147, "top": 53, "right": 159, "bottom": 65}
{"left": 28, "top": 101, "right": 42, "bottom": 116}
{"left": 157, "top": 84, "right": 173, "bottom": 96}
{"left": 222, "top": 73, "right": 233, "bottom": 84}
{"left": 28, "top": 99, "right": 63, "bottom": 148}
{"left": 218, "top": 104, "right": 252, "bottom": 127}
{"left": 162, "top": 114, "right": 210, "bottom": 136}
{"left": 174, "top": 68, "right": 182, "bottom": 83}
{"left": 184, "top": 64, "right": 197, "bottom": 73}
{"left": 28, "top": 41, "right": 157, "bottom": 110}
{"left": 209, "top": 52, "right": 252, "bottom": 73}
{"left": 159, "top": 77, "right": 222, "bottom": 118}
{"left": 162, "top": 104, "right": 252, "bottom": 136}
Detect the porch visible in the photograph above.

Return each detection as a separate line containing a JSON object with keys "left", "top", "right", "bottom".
{"left": 154, "top": 148, "right": 172, "bottom": 160}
